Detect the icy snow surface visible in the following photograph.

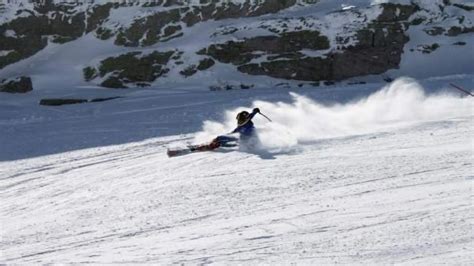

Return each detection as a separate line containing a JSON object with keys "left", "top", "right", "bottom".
{"left": 1, "top": 77, "right": 473, "bottom": 264}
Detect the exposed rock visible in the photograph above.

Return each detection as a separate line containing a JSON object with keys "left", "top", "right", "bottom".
{"left": 0, "top": 2, "right": 87, "bottom": 69}
{"left": 237, "top": 20, "right": 409, "bottom": 81}
{"left": 198, "top": 41, "right": 260, "bottom": 65}
{"left": 241, "top": 57, "right": 330, "bottom": 81}
{"left": 424, "top": 27, "right": 445, "bottom": 36}
{"left": 197, "top": 58, "right": 215, "bottom": 71}
{"left": 446, "top": 26, "right": 474, "bottom": 36}
{"left": 0, "top": 76, "right": 33, "bottom": 93}
{"left": 376, "top": 3, "right": 419, "bottom": 22}
{"left": 209, "top": 82, "right": 254, "bottom": 91}
{"left": 163, "top": 25, "right": 182, "bottom": 38}
{"left": 410, "top": 17, "right": 425, "bottom": 26}
{"left": 417, "top": 43, "right": 440, "bottom": 54}
{"left": 39, "top": 96, "right": 121, "bottom": 106}
{"left": 453, "top": 3, "right": 474, "bottom": 11}
{"left": 201, "top": 30, "right": 329, "bottom": 65}
{"left": 86, "top": 3, "right": 114, "bottom": 33}
{"left": 83, "top": 66, "right": 98, "bottom": 82}
{"left": 101, "top": 76, "right": 127, "bottom": 89}
{"left": 51, "top": 35, "right": 76, "bottom": 44}
{"left": 115, "top": 0, "right": 298, "bottom": 47}
{"left": 89, "top": 96, "right": 122, "bottom": 103}
{"left": 180, "top": 65, "right": 197, "bottom": 77}
{"left": 115, "top": 9, "right": 182, "bottom": 47}
{"left": 95, "top": 27, "right": 114, "bottom": 40}
{"left": 40, "top": 98, "right": 88, "bottom": 106}
{"left": 86, "top": 51, "right": 175, "bottom": 87}
{"left": 240, "top": 83, "right": 254, "bottom": 89}
{"left": 227, "top": 4, "right": 415, "bottom": 82}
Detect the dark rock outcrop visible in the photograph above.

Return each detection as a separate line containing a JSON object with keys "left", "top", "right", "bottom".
{"left": 179, "top": 58, "right": 215, "bottom": 77}
{"left": 0, "top": 76, "right": 33, "bottom": 93}
{"left": 0, "top": 1, "right": 98, "bottom": 69}
{"left": 40, "top": 96, "right": 122, "bottom": 106}
{"left": 180, "top": 65, "right": 198, "bottom": 77}
{"left": 115, "top": 0, "right": 298, "bottom": 47}
{"left": 197, "top": 58, "right": 215, "bottom": 71}
{"left": 86, "top": 3, "right": 115, "bottom": 33}
{"left": 86, "top": 51, "right": 175, "bottom": 88}
{"left": 208, "top": 3, "right": 417, "bottom": 82}
{"left": 101, "top": 76, "right": 127, "bottom": 89}
{"left": 40, "top": 98, "right": 88, "bottom": 106}
{"left": 200, "top": 30, "right": 330, "bottom": 66}
{"left": 446, "top": 26, "right": 474, "bottom": 36}
{"left": 115, "top": 9, "right": 182, "bottom": 47}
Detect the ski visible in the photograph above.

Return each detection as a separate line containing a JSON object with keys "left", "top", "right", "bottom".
{"left": 167, "top": 143, "right": 218, "bottom": 157}
{"left": 167, "top": 139, "right": 239, "bottom": 157}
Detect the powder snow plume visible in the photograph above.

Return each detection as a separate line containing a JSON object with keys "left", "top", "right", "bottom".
{"left": 195, "top": 77, "right": 472, "bottom": 152}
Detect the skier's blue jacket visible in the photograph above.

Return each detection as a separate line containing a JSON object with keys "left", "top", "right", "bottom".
{"left": 214, "top": 109, "right": 258, "bottom": 145}
{"left": 231, "top": 109, "right": 258, "bottom": 138}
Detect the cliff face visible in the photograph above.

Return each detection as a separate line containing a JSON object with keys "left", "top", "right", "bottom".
{"left": 0, "top": 0, "right": 303, "bottom": 69}
{"left": 0, "top": 0, "right": 472, "bottom": 89}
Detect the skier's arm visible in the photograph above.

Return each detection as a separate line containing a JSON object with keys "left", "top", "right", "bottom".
{"left": 248, "top": 108, "right": 259, "bottom": 120}
{"left": 230, "top": 126, "right": 240, "bottom": 134}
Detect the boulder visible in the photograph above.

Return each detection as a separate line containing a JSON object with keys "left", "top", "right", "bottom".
{"left": 39, "top": 96, "right": 122, "bottom": 106}
{"left": 0, "top": 76, "right": 33, "bottom": 93}
{"left": 40, "top": 98, "right": 88, "bottom": 106}
{"left": 85, "top": 51, "right": 175, "bottom": 88}
{"left": 101, "top": 77, "right": 127, "bottom": 89}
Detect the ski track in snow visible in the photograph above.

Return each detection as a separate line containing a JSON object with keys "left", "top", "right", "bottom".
{"left": 1, "top": 115, "right": 472, "bottom": 264}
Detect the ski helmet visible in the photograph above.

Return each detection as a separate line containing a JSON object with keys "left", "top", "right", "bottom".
{"left": 236, "top": 111, "right": 250, "bottom": 126}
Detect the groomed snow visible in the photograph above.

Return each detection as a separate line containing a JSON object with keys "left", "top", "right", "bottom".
{"left": 0, "top": 1, "right": 473, "bottom": 263}
{"left": 1, "top": 78, "right": 473, "bottom": 264}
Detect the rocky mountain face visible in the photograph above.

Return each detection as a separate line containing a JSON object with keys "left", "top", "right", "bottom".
{"left": 0, "top": 0, "right": 472, "bottom": 90}
{"left": 0, "top": 76, "right": 32, "bottom": 93}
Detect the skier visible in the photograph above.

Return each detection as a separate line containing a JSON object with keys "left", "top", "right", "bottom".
{"left": 167, "top": 107, "right": 269, "bottom": 157}
{"left": 208, "top": 107, "right": 261, "bottom": 149}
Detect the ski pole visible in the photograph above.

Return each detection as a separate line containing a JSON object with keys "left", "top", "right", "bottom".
{"left": 450, "top": 83, "right": 474, "bottom": 97}
{"left": 258, "top": 112, "right": 272, "bottom": 122}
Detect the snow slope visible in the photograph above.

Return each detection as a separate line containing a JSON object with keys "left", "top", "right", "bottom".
{"left": 1, "top": 77, "right": 473, "bottom": 264}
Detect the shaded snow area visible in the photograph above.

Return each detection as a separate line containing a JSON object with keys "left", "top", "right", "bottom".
{"left": 1, "top": 78, "right": 473, "bottom": 264}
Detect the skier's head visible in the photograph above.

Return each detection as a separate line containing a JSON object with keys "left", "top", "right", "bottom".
{"left": 236, "top": 111, "right": 250, "bottom": 126}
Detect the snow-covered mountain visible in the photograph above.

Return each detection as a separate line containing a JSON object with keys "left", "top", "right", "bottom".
{"left": 0, "top": 0, "right": 473, "bottom": 91}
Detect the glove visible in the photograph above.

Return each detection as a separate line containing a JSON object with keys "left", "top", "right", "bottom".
{"left": 253, "top": 108, "right": 260, "bottom": 113}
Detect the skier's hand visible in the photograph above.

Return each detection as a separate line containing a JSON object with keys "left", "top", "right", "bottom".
{"left": 253, "top": 108, "right": 260, "bottom": 113}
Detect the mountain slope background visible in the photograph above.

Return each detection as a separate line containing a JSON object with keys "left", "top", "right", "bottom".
{"left": 0, "top": 0, "right": 473, "bottom": 91}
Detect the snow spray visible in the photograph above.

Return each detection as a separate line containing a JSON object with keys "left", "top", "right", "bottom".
{"left": 195, "top": 77, "right": 472, "bottom": 152}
